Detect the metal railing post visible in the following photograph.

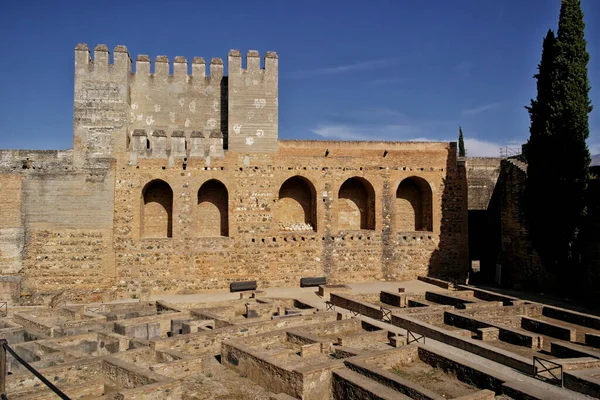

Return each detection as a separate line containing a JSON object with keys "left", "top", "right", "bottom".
{"left": 0, "top": 339, "right": 6, "bottom": 396}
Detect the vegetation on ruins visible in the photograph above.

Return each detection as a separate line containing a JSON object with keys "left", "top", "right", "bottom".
{"left": 458, "top": 127, "right": 466, "bottom": 157}
{"left": 525, "top": 0, "right": 592, "bottom": 280}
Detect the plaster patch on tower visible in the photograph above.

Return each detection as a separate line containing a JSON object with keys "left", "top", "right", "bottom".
{"left": 233, "top": 124, "right": 242, "bottom": 134}
{"left": 131, "top": 103, "right": 138, "bottom": 110}
{"left": 154, "top": 104, "right": 161, "bottom": 112}
{"left": 189, "top": 101, "right": 196, "bottom": 113}
{"left": 245, "top": 137, "right": 254, "bottom": 146}
{"left": 207, "top": 118, "right": 217, "bottom": 128}
{"left": 254, "top": 99, "right": 266, "bottom": 108}
{"left": 137, "top": 114, "right": 143, "bottom": 121}
{"left": 212, "top": 100, "right": 219, "bottom": 112}
{"left": 185, "top": 118, "right": 191, "bottom": 128}
{"left": 247, "top": 111, "right": 254, "bottom": 120}
{"left": 169, "top": 112, "right": 176, "bottom": 123}
{"left": 256, "top": 129, "right": 264, "bottom": 137}
{"left": 178, "top": 98, "right": 185, "bottom": 108}
{"left": 145, "top": 116, "right": 154, "bottom": 125}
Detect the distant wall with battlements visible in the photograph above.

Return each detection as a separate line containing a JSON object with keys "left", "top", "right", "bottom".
{"left": 0, "top": 44, "right": 468, "bottom": 304}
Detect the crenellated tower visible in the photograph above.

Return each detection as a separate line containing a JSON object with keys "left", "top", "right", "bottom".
{"left": 73, "top": 45, "right": 279, "bottom": 166}
{"left": 227, "top": 50, "right": 279, "bottom": 153}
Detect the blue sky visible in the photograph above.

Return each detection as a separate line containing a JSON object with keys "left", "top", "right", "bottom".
{"left": 0, "top": 0, "right": 598, "bottom": 156}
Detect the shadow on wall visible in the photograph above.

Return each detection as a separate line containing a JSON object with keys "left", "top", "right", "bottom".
{"left": 468, "top": 177, "right": 502, "bottom": 284}
{"left": 141, "top": 179, "right": 173, "bottom": 238}
{"left": 581, "top": 175, "right": 600, "bottom": 303}
{"left": 494, "top": 160, "right": 547, "bottom": 290}
{"left": 427, "top": 146, "right": 468, "bottom": 282}
{"left": 338, "top": 177, "right": 376, "bottom": 230}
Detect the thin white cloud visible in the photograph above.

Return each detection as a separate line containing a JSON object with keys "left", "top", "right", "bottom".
{"left": 312, "top": 125, "right": 384, "bottom": 141}
{"left": 461, "top": 103, "right": 500, "bottom": 116}
{"left": 310, "top": 123, "right": 511, "bottom": 157}
{"left": 461, "top": 102, "right": 502, "bottom": 116}
{"left": 463, "top": 138, "right": 505, "bottom": 157}
{"left": 292, "top": 58, "right": 398, "bottom": 78}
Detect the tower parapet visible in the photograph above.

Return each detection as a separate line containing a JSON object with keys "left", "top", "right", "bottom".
{"left": 74, "top": 44, "right": 280, "bottom": 166}
{"left": 129, "top": 53, "right": 225, "bottom": 161}
{"left": 73, "top": 44, "right": 131, "bottom": 167}
{"left": 227, "top": 49, "right": 278, "bottom": 153}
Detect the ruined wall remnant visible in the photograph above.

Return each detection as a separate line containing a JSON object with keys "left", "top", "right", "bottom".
{"left": 0, "top": 44, "right": 469, "bottom": 303}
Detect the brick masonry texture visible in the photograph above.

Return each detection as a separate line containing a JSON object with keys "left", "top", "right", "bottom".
{"left": 0, "top": 44, "right": 468, "bottom": 302}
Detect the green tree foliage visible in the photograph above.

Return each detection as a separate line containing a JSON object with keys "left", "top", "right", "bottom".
{"left": 458, "top": 127, "right": 466, "bottom": 157}
{"left": 526, "top": 0, "right": 592, "bottom": 275}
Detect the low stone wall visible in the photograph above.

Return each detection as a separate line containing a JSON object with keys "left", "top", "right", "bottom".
{"left": 455, "top": 286, "right": 520, "bottom": 306}
{"left": 391, "top": 314, "right": 534, "bottom": 374}
{"left": 444, "top": 311, "right": 541, "bottom": 348}
{"left": 542, "top": 306, "right": 600, "bottom": 330}
{"left": 344, "top": 354, "right": 445, "bottom": 399}
{"left": 113, "top": 311, "right": 187, "bottom": 338}
{"left": 330, "top": 293, "right": 383, "bottom": 320}
{"left": 151, "top": 312, "right": 338, "bottom": 355}
{"left": 521, "top": 316, "right": 576, "bottom": 342}
{"left": 221, "top": 340, "right": 313, "bottom": 398}
{"left": 337, "top": 330, "right": 389, "bottom": 348}
{"left": 189, "top": 309, "right": 232, "bottom": 328}
{"left": 417, "top": 346, "right": 505, "bottom": 393}
{"left": 550, "top": 341, "right": 600, "bottom": 359}
{"left": 563, "top": 369, "right": 600, "bottom": 398}
{"left": 332, "top": 368, "right": 410, "bottom": 400}
{"left": 426, "top": 291, "right": 475, "bottom": 308}
{"left": 380, "top": 291, "right": 406, "bottom": 307}
{"left": 586, "top": 333, "right": 600, "bottom": 347}
{"left": 418, "top": 276, "right": 455, "bottom": 289}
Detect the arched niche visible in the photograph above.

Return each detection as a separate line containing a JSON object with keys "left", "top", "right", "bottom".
{"left": 141, "top": 179, "right": 173, "bottom": 238}
{"left": 277, "top": 176, "right": 317, "bottom": 231}
{"left": 197, "top": 179, "right": 229, "bottom": 237}
{"left": 338, "top": 177, "right": 375, "bottom": 230}
{"left": 395, "top": 176, "right": 433, "bottom": 231}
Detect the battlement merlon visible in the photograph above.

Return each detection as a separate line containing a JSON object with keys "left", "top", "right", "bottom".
{"left": 134, "top": 54, "right": 223, "bottom": 80}
{"left": 227, "top": 49, "right": 278, "bottom": 75}
{"left": 74, "top": 43, "right": 132, "bottom": 78}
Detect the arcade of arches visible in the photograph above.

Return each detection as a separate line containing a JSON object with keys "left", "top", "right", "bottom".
{"left": 140, "top": 176, "right": 434, "bottom": 238}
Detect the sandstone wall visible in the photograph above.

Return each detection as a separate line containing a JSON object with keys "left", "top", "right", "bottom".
{"left": 496, "top": 159, "right": 545, "bottom": 288}
{"left": 0, "top": 172, "right": 24, "bottom": 275}
{"left": 465, "top": 157, "right": 501, "bottom": 210}
{"left": 0, "top": 150, "right": 116, "bottom": 302}
{"left": 111, "top": 140, "right": 468, "bottom": 297}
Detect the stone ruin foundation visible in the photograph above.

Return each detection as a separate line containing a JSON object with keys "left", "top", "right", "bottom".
{"left": 1, "top": 277, "right": 600, "bottom": 399}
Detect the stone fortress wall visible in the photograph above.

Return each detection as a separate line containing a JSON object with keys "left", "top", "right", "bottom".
{"left": 0, "top": 44, "right": 468, "bottom": 303}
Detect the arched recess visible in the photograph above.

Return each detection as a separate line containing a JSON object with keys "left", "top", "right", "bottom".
{"left": 197, "top": 180, "right": 229, "bottom": 237}
{"left": 395, "top": 177, "right": 433, "bottom": 231}
{"left": 277, "top": 176, "right": 317, "bottom": 231}
{"left": 141, "top": 180, "right": 173, "bottom": 238}
{"left": 338, "top": 177, "right": 375, "bottom": 230}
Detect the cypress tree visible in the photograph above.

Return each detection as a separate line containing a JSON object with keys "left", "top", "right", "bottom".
{"left": 525, "top": 30, "right": 560, "bottom": 271}
{"left": 553, "top": 0, "right": 592, "bottom": 271}
{"left": 526, "top": 0, "right": 592, "bottom": 277}
{"left": 458, "top": 127, "right": 466, "bottom": 157}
